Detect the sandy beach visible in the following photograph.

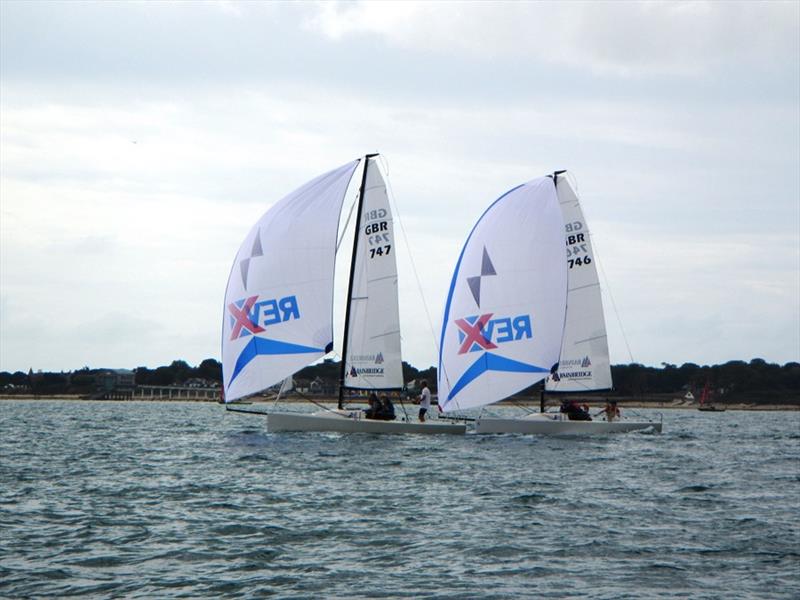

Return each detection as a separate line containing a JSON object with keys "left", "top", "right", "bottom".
{"left": 2, "top": 394, "right": 797, "bottom": 411}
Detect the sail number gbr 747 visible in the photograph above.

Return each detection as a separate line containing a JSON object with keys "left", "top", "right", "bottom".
{"left": 364, "top": 209, "right": 392, "bottom": 259}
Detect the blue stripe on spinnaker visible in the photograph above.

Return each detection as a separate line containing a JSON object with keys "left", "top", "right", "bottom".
{"left": 229, "top": 337, "right": 323, "bottom": 385}
{"left": 448, "top": 352, "right": 549, "bottom": 401}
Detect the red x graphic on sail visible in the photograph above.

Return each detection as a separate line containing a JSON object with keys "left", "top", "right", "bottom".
{"left": 228, "top": 296, "right": 265, "bottom": 340}
{"left": 455, "top": 314, "right": 497, "bottom": 354}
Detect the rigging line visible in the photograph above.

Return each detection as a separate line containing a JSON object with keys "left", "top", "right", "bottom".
{"left": 377, "top": 153, "right": 390, "bottom": 177}
{"left": 621, "top": 404, "right": 648, "bottom": 420}
{"left": 337, "top": 192, "right": 359, "bottom": 252}
{"left": 383, "top": 163, "right": 441, "bottom": 357}
{"left": 575, "top": 334, "right": 607, "bottom": 344}
{"left": 568, "top": 170, "right": 634, "bottom": 365}
{"left": 291, "top": 387, "right": 358, "bottom": 417}
{"left": 380, "top": 156, "right": 455, "bottom": 397}
{"left": 591, "top": 231, "right": 635, "bottom": 364}
{"left": 565, "top": 170, "right": 579, "bottom": 194}
{"left": 261, "top": 364, "right": 354, "bottom": 415}
{"left": 370, "top": 330, "right": 401, "bottom": 339}
{"left": 570, "top": 282, "right": 601, "bottom": 292}
{"left": 507, "top": 396, "right": 537, "bottom": 415}
{"left": 367, "top": 274, "right": 397, "bottom": 284}
{"left": 270, "top": 376, "right": 293, "bottom": 411}
{"left": 397, "top": 395, "right": 410, "bottom": 422}
{"left": 379, "top": 158, "right": 475, "bottom": 412}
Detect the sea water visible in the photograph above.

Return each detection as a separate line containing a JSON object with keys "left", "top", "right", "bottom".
{"left": 0, "top": 401, "right": 798, "bottom": 599}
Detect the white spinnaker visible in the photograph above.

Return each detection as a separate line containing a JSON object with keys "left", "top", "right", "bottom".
{"left": 438, "top": 176, "right": 568, "bottom": 412}
{"left": 343, "top": 158, "right": 404, "bottom": 389}
{"left": 222, "top": 160, "right": 359, "bottom": 402}
{"left": 545, "top": 173, "right": 613, "bottom": 392}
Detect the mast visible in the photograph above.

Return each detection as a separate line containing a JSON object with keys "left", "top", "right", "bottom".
{"left": 338, "top": 153, "right": 379, "bottom": 409}
{"left": 539, "top": 170, "right": 568, "bottom": 413}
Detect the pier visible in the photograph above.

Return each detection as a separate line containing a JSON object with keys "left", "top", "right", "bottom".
{"left": 134, "top": 385, "right": 220, "bottom": 401}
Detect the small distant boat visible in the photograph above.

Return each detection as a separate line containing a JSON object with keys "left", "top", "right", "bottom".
{"left": 697, "top": 382, "right": 725, "bottom": 412}
{"left": 438, "top": 171, "right": 661, "bottom": 435}
{"left": 221, "top": 155, "right": 464, "bottom": 435}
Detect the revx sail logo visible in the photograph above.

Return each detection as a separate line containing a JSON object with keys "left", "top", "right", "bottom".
{"left": 228, "top": 296, "right": 265, "bottom": 340}
{"left": 227, "top": 294, "right": 323, "bottom": 387}
{"left": 226, "top": 229, "right": 331, "bottom": 388}
{"left": 444, "top": 246, "right": 547, "bottom": 402}
{"left": 228, "top": 295, "right": 300, "bottom": 341}
{"left": 455, "top": 313, "right": 532, "bottom": 354}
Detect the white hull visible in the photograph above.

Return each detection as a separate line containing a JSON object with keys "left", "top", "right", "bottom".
{"left": 475, "top": 413, "right": 662, "bottom": 435}
{"left": 267, "top": 410, "right": 466, "bottom": 435}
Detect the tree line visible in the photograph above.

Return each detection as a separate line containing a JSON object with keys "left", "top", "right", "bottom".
{"left": 608, "top": 359, "right": 799, "bottom": 403}
{"left": 1, "top": 358, "right": 797, "bottom": 404}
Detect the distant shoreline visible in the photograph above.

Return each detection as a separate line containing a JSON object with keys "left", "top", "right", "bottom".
{"left": 1, "top": 394, "right": 797, "bottom": 411}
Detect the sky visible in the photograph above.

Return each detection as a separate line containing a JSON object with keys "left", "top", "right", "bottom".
{"left": 1, "top": 0, "right": 798, "bottom": 374}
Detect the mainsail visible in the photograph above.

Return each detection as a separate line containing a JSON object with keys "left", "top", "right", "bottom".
{"left": 437, "top": 176, "right": 568, "bottom": 412}
{"left": 222, "top": 160, "right": 359, "bottom": 403}
{"left": 341, "top": 156, "right": 404, "bottom": 391}
{"left": 545, "top": 173, "right": 612, "bottom": 392}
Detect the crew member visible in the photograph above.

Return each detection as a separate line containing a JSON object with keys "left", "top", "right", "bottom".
{"left": 417, "top": 380, "right": 431, "bottom": 422}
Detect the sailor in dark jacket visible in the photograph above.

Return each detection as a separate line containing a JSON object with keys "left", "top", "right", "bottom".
{"left": 560, "top": 399, "right": 592, "bottom": 421}
{"left": 376, "top": 396, "right": 396, "bottom": 421}
{"left": 364, "top": 393, "right": 381, "bottom": 419}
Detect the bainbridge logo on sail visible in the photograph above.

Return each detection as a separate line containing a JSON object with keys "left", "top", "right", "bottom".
{"left": 347, "top": 353, "right": 387, "bottom": 379}
{"left": 348, "top": 366, "right": 385, "bottom": 378}
{"left": 349, "top": 353, "right": 384, "bottom": 364}
{"left": 553, "top": 356, "right": 593, "bottom": 380}
{"left": 228, "top": 294, "right": 300, "bottom": 340}
{"left": 454, "top": 313, "right": 532, "bottom": 354}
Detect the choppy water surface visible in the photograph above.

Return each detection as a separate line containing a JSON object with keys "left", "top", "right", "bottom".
{"left": 1, "top": 401, "right": 798, "bottom": 599}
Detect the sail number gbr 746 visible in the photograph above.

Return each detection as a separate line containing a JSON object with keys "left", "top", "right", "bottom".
{"left": 565, "top": 220, "right": 592, "bottom": 269}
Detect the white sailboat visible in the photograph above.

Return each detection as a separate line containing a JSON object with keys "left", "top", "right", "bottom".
{"left": 438, "top": 172, "right": 662, "bottom": 435}
{"left": 222, "top": 154, "right": 465, "bottom": 435}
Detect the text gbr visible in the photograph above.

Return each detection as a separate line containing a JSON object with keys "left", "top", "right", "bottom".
{"left": 363, "top": 208, "right": 391, "bottom": 258}
{"left": 565, "top": 220, "right": 592, "bottom": 268}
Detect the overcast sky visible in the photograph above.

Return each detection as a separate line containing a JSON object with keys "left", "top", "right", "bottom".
{"left": 1, "top": 0, "right": 798, "bottom": 374}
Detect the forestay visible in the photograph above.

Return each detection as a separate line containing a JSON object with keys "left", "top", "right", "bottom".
{"left": 438, "top": 176, "right": 568, "bottom": 412}
{"left": 342, "top": 157, "right": 404, "bottom": 390}
{"left": 545, "top": 173, "right": 612, "bottom": 392}
{"left": 222, "top": 160, "right": 359, "bottom": 403}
